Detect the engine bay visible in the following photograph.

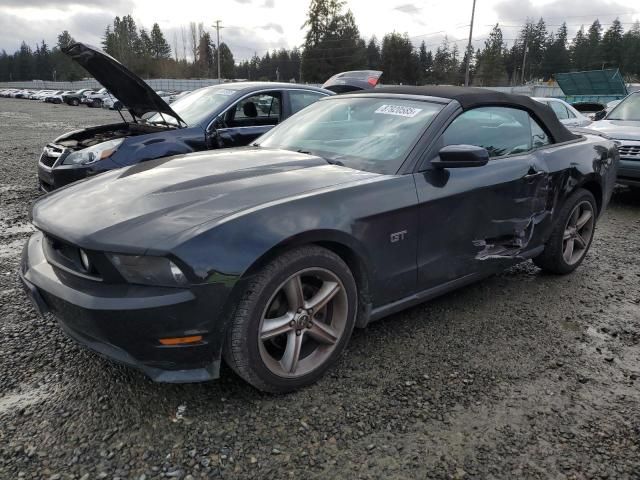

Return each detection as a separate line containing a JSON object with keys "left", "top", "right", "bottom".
{"left": 55, "top": 122, "right": 171, "bottom": 151}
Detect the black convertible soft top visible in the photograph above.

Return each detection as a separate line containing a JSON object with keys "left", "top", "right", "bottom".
{"left": 353, "top": 85, "right": 580, "bottom": 144}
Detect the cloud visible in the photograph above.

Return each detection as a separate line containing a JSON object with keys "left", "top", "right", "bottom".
{"left": 494, "top": 0, "right": 636, "bottom": 27}
{"left": 0, "top": 10, "right": 115, "bottom": 52}
{"left": 1, "top": 0, "right": 132, "bottom": 8}
{"left": 394, "top": 3, "right": 422, "bottom": 16}
{"left": 258, "top": 22, "right": 284, "bottom": 34}
{"left": 263, "top": 0, "right": 275, "bottom": 7}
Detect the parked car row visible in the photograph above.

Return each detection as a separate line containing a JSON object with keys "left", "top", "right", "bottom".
{"left": 16, "top": 42, "right": 622, "bottom": 394}
{"left": 0, "top": 86, "right": 193, "bottom": 109}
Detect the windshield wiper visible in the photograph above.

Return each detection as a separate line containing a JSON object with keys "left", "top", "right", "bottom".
{"left": 296, "top": 149, "right": 345, "bottom": 166}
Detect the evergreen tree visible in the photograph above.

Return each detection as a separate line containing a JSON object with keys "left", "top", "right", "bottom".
{"left": 380, "top": 32, "right": 420, "bottom": 84}
{"left": 150, "top": 23, "right": 172, "bottom": 60}
{"left": 366, "top": 37, "right": 381, "bottom": 70}
{"left": 214, "top": 42, "right": 235, "bottom": 78}
{"left": 601, "top": 19, "right": 624, "bottom": 69}
{"left": 570, "top": 26, "right": 590, "bottom": 71}
{"left": 541, "top": 22, "right": 570, "bottom": 79}
{"left": 301, "top": 0, "right": 367, "bottom": 82}
{"left": 196, "top": 32, "right": 214, "bottom": 76}
{"left": 586, "top": 20, "right": 603, "bottom": 69}
{"left": 622, "top": 21, "right": 640, "bottom": 77}
{"left": 418, "top": 41, "right": 433, "bottom": 84}
{"left": 474, "top": 24, "right": 507, "bottom": 86}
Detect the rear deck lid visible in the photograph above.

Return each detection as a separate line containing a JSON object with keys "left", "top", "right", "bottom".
{"left": 322, "top": 70, "right": 383, "bottom": 93}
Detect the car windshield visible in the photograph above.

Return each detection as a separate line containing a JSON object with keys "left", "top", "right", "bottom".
{"left": 146, "top": 86, "right": 239, "bottom": 127}
{"left": 608, "top": 93, "right": 640, "bottom": 121}
{"left": 256, "top": 96, "right": 443, "bottom": 174}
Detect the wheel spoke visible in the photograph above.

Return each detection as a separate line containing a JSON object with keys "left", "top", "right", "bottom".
{"left": 282, "top": 275, "right": 304, "bottom": 310}
{"left": 563, "top": 238, "right": 575, "bottom": 262}
{"left": 305, "top": 281, "right": 341, "bottom": 312}
{"left": 563, "top": 228, "right": 573, "bottom": 240}
{"left": 574, "top": 232, "right": 587, "bottom": 249}
{"left": 260, "top": 313, "right": 295, "bottom": 340}
{"left": 570, "top": 207, "right": 580, "bottom": 227}
{"left": 307, "top": 321, "right": 339, "bottom": 345}
{"left": 576, "top": 210, "right": 593, "bottom": 229}
{"left": 280, "top": 331, "right": 303, "bottom": 374}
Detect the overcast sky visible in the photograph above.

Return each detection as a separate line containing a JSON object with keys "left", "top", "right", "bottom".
{"left": 1, "top": 0, "right": 639, "bottom": 61}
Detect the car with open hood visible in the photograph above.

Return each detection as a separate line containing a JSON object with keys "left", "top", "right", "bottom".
{"left": 37, "top": 43, "right": 381, "bottom": 192}
{"left": 21, "top": 86, "right": 618, "bottom": 392}
{"left": 586, "top": 91, "right": 640, "bottom": 189}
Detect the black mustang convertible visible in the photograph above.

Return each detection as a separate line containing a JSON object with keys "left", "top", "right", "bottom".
{"left": 20, "top": 86, "right": 618, "bottom": 392}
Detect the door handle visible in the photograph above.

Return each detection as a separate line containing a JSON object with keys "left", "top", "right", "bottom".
{"left": 524, "top": 170, "right": 545, "bottom": 180}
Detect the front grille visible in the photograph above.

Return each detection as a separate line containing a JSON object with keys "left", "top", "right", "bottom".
{"left": 618, "top": 144, "right": 640, "bottom": 159}
{"left": 39, "top": 144, "right": 64, "bottom": 168}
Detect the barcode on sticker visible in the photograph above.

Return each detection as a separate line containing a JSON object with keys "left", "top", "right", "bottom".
{"left": 375, "top": 105, "right": 422, "bottom": 117}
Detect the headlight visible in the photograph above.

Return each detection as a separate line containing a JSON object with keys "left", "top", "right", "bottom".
{"left": 107, "top": 254, "right": 188, "bottom": 287}
{"left": 62, "top": 138, "right": 124, "bottom": 166}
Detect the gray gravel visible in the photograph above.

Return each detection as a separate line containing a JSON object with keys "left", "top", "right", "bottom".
{"left": 1, "top": 97, "right": 640, "bottom": 479}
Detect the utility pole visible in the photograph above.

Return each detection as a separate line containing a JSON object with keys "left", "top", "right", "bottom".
{"left": 215, "top": 20, "right": 222, "bottom": 83}
{"left": 520, "top": 39, "right": 528, "bottom": 85}
{"left": 464, "top": 0, "right": 477, "bottom": 87}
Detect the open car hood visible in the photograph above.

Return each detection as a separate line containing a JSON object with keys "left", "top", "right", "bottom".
{"left": 322, "top": 70, "right": 383, "bottom": 93}
{"left": 64, "top": 43, "right": 185, "bottom": 124}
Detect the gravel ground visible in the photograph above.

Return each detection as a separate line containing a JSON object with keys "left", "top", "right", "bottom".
{"left": 1, "top": 97, "right": 639, "bottom": 480}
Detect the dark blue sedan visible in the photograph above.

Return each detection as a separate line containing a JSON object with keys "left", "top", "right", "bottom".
{"left": 37, "top": 43, "right": 381, "bottom": 191}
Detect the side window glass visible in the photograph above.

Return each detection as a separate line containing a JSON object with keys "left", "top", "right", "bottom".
{"left": 441, "top": 107, "right": 532, "bottom": 158}
{"left": 530, "top": 117, "right": 551, "bottom": 148}
{"left": 229, "top": 92, "right": 281, "bottom": 127}
{"left": 290, "top": 91, "right": 326, "bottom": 114}
{"left": 565, "top": 106, "right": 576, "bottom": 118}
{"left": 549, "top": 101, "right": 569, "bottom": 120}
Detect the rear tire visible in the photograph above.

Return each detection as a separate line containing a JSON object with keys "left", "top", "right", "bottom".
{"left": 71, "top": 99, "right": 79, "bottom": 106}
{"left": 223, "top": 246, "right": 357, "bottom": 393}
{"left": 533, "top": 188, "right": 597, "bottom": 274}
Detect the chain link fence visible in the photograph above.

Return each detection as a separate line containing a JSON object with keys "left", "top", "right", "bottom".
{"left": 0, "top": 78, "right": 324, "bottom": 92}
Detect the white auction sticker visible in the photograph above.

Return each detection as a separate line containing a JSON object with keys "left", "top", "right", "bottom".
{"left": 214, "top": 89, "right": 236, "bottom": 96}
{"left": 374, "top": 104, "right": 422, "bottom": 117}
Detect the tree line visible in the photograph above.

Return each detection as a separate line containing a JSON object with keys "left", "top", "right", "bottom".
{"left": 1, "top": 0, "right": 640, "bottom": 86}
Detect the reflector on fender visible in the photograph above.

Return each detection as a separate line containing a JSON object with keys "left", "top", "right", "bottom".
{"left": 159, "top": 335, "right": 203, "bottom": 346}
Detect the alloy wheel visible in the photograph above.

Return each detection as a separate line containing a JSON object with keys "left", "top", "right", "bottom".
{"left": 258, "top": 268, "right": 349, "bottom": 378}
{"left": 562, "top": 200, "right": 595, "bottom": 265}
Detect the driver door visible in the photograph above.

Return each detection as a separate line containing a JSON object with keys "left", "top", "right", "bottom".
{"left": 214, "top": 91, "right": 282, "bottom": 148}
{"left": 413, "top": 106, "right": 554, "bottom": 290}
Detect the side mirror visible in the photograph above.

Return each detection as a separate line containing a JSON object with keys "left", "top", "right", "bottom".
{"left": 431, "top": 145, "right": 489, "bottom": 169}
{"left": 593, "top": 110, "right": 607, "bottom": 121}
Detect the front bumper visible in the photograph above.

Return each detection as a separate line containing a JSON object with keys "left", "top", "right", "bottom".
{"left": 19, "top": 232, "right": 223, "bottom": 382}
{"left": 37, "top": 157, "right": 120, "bottom": 192}
{"left": 617, "top": 158, "right": 640, "bottom": 187}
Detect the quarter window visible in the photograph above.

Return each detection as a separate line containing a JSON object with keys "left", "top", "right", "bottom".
{"left": 289, "top": 90, "right": 326, "bottom": 114}
{"left": 548, "top": 101, "right": 569, "bottom": 120}
{"left": 441, "top": 106, "right": 551, "bottom": 158}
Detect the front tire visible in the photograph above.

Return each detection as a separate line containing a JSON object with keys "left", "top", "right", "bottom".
{"left": 223, "top": 246, "right": 357, "bottom": 393}
{"left": 533, "top": 188, "right": 597, "bottom": 274}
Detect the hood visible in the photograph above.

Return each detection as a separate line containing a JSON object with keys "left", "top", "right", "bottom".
{"left": 63, "top": 43, "right": 185, "bottom": 124}
{"left": 32, "top": 148, "right": 378, "bottom": 253}
{"left": 585, "top": 120, "right": 640, "bottom": 141}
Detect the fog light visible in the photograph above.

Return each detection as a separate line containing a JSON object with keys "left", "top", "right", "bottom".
{"left": 159, "top": 335, "right": 203, "bottom": 346}
{"left": 79, "top": 249, "right": 91, "bottom": 271}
